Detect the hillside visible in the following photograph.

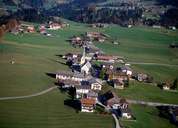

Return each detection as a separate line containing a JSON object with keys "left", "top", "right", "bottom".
{"left": 0, "top": 0, "right": 178, "bottom": 27}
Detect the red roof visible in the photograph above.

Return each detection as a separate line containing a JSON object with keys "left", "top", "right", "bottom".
{"left": 97, "top": 55, "right": 114, "bottom": 60}
{"left": 81, "top": 98, "right": 96, "bottom": 105}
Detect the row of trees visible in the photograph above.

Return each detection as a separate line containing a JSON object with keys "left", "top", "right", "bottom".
{"left": 0, "top": 19, "right": 18, "bottom": 41}
{"left": 72, "top": 7, "right": 143, "bottom": 26}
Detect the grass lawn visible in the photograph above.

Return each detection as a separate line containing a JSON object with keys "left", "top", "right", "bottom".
{"left": 116, "top": 81, "right": 178, "bottom": 104}
{"left": 132, "top": 64, "right": 178, "bottom": 82}
{"left": 120, "top": 105, "right": 177, "bottom": 128}
{"left": 95, "top": 25, "right": 178, "bottom": 64}
{"left": 0, "top": 89, "right": 114, "bottom": 128}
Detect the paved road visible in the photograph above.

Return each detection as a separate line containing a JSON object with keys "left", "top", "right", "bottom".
{"left": 128, "top": 62, "right": 178, "bottom": 67}
{"left": 127, "top": 99, "right": 178, "bottom": 107}
{"left": 112, "top": 114, "right": 121, "bottom": 128}
{"left": 0, "top": 86, "right": 58, "bottom": 101}
{"left": 96, "top": 101, "right": 121, "bottom": 128}
{"left": 0, "top": 87, "right": 178, "bottom": 108}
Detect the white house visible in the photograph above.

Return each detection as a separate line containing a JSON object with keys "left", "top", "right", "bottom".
{"left": 76, "top": 85, "right": 90, "bottom": 99}
{"left": 56, "top": 72, "right": 84, "bottom": 82}
{"left": 121, "top": 66, "right": 132, "bottom": 76}
{"left": 87, "top": 90, "right": 98, "bottom": 101}
{"left": 48, "top": 23, "right": 62, "bottom": 30}
{"left": 121, "top": 109, "right": 132, "bottom": 119}
{"left": 163, "top": 85, "right": 170, "bottom": 90}
{"left": 91, "top": 82, "right": 102, "bottom": 90}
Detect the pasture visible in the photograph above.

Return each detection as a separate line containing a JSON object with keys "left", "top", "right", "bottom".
{"left": 0, "top": 20, "right": 178, "bottom": 128}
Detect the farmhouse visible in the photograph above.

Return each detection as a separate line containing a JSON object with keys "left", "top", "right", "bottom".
{"left": 39, "top": 24, "right": 46, "bottom": 34}
{"left": 62, "top": 53, "right": 79, "bottom": 60}
{"left": 20, "top": 24, "right": 35, "bottom": 33}
{"left": 163, "top": 84, "right": 170, "bottom": 90}
{"left": 75, "top": 83, "right": 91, "bottom": 99}
{"left": 70, "top": 36, "right": 83, "bottom": 46}
{"left": 119, "top": 108, "right": 132, "bottom": 119}
{"left": 48, "top": 23, "right": 62, "bottom": 30}
{"left": 80, "top": 98, "right": 96, "bottom": 112}
{"left": 27, "top": 26, "right": 35, "bottom": 33}
{"left": 86, "top": 32, "right": 106, "bottom": 42}
{"left": 95, "top": 54, "right": 117, "bottom": 63}
{"left": 56, "top": 72, "right": 85, "bottom": 82}
{"left": 119, "top": 66, "right": 132, "bottom": 76}
{"left": 101, "top": 62, "right": 114, "bottom": 70}
{"left": 137, "top": 73, "right": 148, "bottom": 82}
{"left": 87, "top": 90, "right": 98, "bottom": 101}
{"left": 113, "top": 79, "right": 125, "bottom": 89}
{"left": 89, "top": 78, "right": 102, "bottom": 91}
{"left": 111, "top": 72, "right": 129, "bottom": 81}
{"left": 90, "top": 23, "right": 108, "bottom": 28}
{"left": 86, "top": 45, "right": 101, "bottom": 55}
{"left": 58, "top": 80, "right": 81, "bottom": 88}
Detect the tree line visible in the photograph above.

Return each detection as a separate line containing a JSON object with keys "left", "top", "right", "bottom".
{"left": 0, "top": 19, "right": 18, "bottom": 41}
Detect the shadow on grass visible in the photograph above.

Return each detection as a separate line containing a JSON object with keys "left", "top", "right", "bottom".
{"left": 55, "top": 54, "right": 63, "bottom": 58}
{"left": 46, "top": 73, "right": 56, "bottom": 78}
{"left": 64, "top": 99, "right": 81, "bottom": 113}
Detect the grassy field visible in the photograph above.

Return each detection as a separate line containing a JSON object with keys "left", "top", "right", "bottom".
{"left": 132, "top": 64, "right": 178, "bottom": 82}
{"left": 96, "top": 25, "right": 178, "bottom": 64}
{"left": 120, "top": 105, "right": 177, "bottom": 128}
{"left": 116, "top": 81, "right": 178, "bottom": 104}
{"left": 0, "top": 20, "right": 178, "bottom": 128}
{"left": 0, "top": 90, "right": 113, "bottom": 128}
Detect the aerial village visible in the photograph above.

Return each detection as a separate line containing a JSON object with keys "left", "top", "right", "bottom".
{"left": 8, "top": 20, "right": 178, "bottom": 123}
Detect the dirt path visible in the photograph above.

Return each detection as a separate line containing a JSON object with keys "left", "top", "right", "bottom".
{"left": 0, "top": 86, "right": 58, "bottom": 101}
{"left": 127, "top": 99, "right": 178, "bottom": 107}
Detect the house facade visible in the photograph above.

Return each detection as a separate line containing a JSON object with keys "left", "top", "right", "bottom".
{"left": 75, "top": 85, "right": 91, "bottom": 99}
{"left": 80, "top": 98, "right": 96, "bottom": 112}
{"left": 56, "top": 72, "right": 84, "bottom": 82}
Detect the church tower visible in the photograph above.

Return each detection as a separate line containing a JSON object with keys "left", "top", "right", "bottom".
{"left": 80, "top": 46, "right": 86, "bottom": 65}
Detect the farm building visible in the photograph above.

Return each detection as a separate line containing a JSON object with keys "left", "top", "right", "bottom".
{"left": 56, "top": 72, "right": 86, "bottom": 82}
{"left": 20, "top": 24, "right": 35, "bottom": 33}
{"left": 48, "top": 23, "right": 62, "bottom": 30}
{"left": 86, "top": 32, "right": 106, "bottom": 42}
{"left": 75, "top": 82, "right": 91, "bottom": 99}
{"left": 137, "top": 73, "right": 148, "bottom": 82}
{"left": 115, "top": 66, "right": 132, "bottom": 76}
{"left": 80, "top": 98, "right": 96, "bottom": 112}
{"left": 58, "top": 79, "right": 81, "bottom": 88}
{"left": 113, "top": 79, "right": 125, "bottom": 89}
{"left": 87, "top": 90, "right": 98, "bottom": 101}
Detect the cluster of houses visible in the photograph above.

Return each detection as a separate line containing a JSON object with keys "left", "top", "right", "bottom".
{"left": 56, "top": 47, "right": 102, "bottom": 113}
{"left": 52, "top": 30, "right": 161, "bottom": 120}
{"left": 69, "top": 32, "right": 110, "bottom": 47}
{"left": 90, "top": 23, "right": 108, "bottom": 28}
{"left": 99, "top": 91, "right": 132, "bottom": 119}
{"left": 11, "top": 21, "right": 69, "bottom": 36}
{"left": 53, "top": 43, "right": 134, "bottom": 118}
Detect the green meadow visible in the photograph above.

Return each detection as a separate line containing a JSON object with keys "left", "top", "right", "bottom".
{"left": 0, "top": 20, "right": 178, "bottom": 128}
